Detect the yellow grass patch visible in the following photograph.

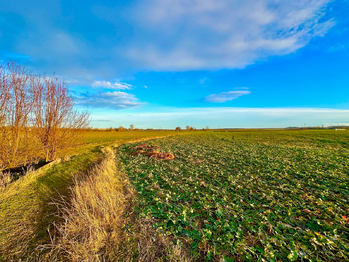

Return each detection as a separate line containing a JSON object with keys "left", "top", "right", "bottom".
{"left": 44, "top": 147, "right": 129, "bottom": 261}
{"left": 45, "top": 145, "right": 192, "bottom": 261}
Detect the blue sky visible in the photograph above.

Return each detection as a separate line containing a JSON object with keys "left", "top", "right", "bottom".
{"left": 1, "top": 0, "right": 349, "bottom": 128}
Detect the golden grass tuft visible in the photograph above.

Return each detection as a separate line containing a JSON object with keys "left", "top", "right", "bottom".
{"left": 45, "top": 147, "right": 130, "bottom": 261}
{"left": 0, "top": 170, "right": 11, "bottom": 188}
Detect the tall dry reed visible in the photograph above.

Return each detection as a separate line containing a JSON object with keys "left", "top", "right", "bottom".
{"left": 0, "top": 170, "right": 11, "bottom": 188}
{"left": 45, "top": 147, "right": 129, "bottom": 261}
{"left": 44, "top": 146, "right": 192, "bottom": 261}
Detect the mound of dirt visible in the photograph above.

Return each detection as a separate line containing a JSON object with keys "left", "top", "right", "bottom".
{"left": 131, "top": 150, "right": 146, "bottom": 156}
{"left": 146, "top": 152, "right": 175, "bottom": 160}
{"left": 130, "top": 144, "right": 174, "bottom": 160}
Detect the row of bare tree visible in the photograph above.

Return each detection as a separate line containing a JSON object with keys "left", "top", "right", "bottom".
{"left": 0, "top": 61, "right": 89, "bottom": 170}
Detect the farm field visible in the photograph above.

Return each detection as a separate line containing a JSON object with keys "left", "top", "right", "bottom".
{"left": 65, "top": 130, "right": 181, "bottom": 157}
{"left": 83, "top": 130, "right": 180, "bottom": 146}
{"left": 118, "top": 130, "right": 349, "bottom": 261}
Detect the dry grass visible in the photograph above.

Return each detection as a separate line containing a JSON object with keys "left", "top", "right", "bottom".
{"left": 0, "top": 152, "right": 101, "bottom": 261}
{"left": 44, "top": 145, "right": 193, "bottom": 261}
{"left": 0, "top": 170, "right": 11, "bottom": 188}
{"left": 44, "top": 147, "right": 128, "bottom": 261}
{"left": 132, "top": 218, "right": 193, "bottom": 262}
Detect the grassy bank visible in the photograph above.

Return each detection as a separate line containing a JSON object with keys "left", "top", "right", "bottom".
{"left": 0, "top": 130, "right": 182, "bottom": 260}
{"left": 0, "top": 147, "right": 104, "bottom": 260}
{"left": 44, "top": 147, "right": 128, "bottom": 261}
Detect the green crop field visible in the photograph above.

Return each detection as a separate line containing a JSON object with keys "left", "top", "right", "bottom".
{"left": 118, "top": 130, "right": 349, "bottom": 261}
{"left": 83, "top": 130, "right": 179, "bottom": 145}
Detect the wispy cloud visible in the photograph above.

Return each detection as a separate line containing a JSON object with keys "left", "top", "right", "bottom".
{"left": 92, "top": 80, "right": 133, "bottom": 90}
{"left": 0, "top": 0, "right": 335, "bottom": 79}
{"left": 127, "top": 0, "right": 335, "bottom": 70}
{"left": 75, "top": 91, "right": 143, "bottom": 110}
{"left": 205, "top": 90, "right": 251, "bottom": 103}
{"left": 90, "top": 107, "right": 349, "bottom": 128}
{"left": 324, "top": 122, "right": 349, "bottom": 127}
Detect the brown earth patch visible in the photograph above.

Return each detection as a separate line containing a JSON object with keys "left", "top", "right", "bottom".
{"left": 130, "top": 144, "right": 174, "bottom": 160}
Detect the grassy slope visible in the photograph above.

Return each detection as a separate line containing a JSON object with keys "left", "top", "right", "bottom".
{"left": 0, "top": 130, "right": 184, "bottom": 260}
{"left": 118, "top": 130, "right": 349, "bottom": 261}
{"left": 0, "top": 147, "right": 104, "bottom": 259}
{"left": 45, "top": 147, "right": 127, "bottom": 261}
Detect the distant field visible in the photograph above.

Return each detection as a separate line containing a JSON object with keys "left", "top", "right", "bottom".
{"left": 83, "top": 130, "right": 180, "bottom": 145}
{"left": 118, "top": 130, "right": 349, "bottom": 261}
{"left": 62, "top": 130, "right": 184, "bottom": 157}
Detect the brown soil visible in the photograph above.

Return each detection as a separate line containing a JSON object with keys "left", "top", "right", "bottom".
{"left": 146, "top": 152, "right": 175, "bottom": 160}
{"left": 130, "top": 144, "right": 174, "bottom": 160}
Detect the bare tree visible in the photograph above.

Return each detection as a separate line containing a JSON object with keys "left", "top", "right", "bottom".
{"left": 130, "top": 124, "right": 134, "bottom": 130}
{"left": 0, "top": 64, "right": 9, "bottom": 169}
{"left": 0, "top": 64, "right": 9, "bottom": 128}
{"left": 0, "top": 61, "right": 90, "bottom": 169}
{"left": 32, "top": 75, "right": 90, "bottom": 162}
{"left": 0, "top": 61, "right": 34, "bottom": 169}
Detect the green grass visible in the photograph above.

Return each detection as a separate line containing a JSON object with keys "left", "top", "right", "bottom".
{"left": 0, "top": 146, "right": 104, "bottom": 259}
{"left": 83, "top": 130, "right": 182, "bottom": 145}
{"left": 62, "top": 130, "right": 186, "bottom": 158}
{"left": 118, "top": 130, "right": 349, "bottom": 261}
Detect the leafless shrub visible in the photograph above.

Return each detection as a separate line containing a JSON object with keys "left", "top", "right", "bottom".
{"left": 31, "top": 75, "right": 89, "bottom": 162}
{"left": 0, "top": 64, "right": 9, "bottom": 127}
{"left": 0, "top": 61, "right": 90, "bottom": 170}
{"left": 0, "top": 61, "right": 35, "bottom": 170}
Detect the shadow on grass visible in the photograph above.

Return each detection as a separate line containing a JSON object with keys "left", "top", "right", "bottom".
{"left": 0, "top": 146, "right": 104, "bottom": 260}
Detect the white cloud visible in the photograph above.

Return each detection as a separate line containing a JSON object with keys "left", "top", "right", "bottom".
{"left": 92, "top": 80, "right": 133, "bottom": 90}
{"left": 205, "top": 90, "right": 251, "bottom": 103}
{"left": 127, "top": 0, "right": 335, "bottom": 70}
{"left": 1, "top": 0, "right": 336, "bottom": 79}
{"left": 90, "top": 107, "right": 349, "bottom": 128}
{"left": 75, "top": 91, "right": 143, "bottom": 110}
{"left": 324, "top": 123, "right": 349, "bottom": 127}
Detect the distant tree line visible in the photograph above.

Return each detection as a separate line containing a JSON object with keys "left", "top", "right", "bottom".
{"left": 86, "top": 125, "right": 139, "bottom": 132}
{"left": 0, "top": 61, "right": 89, "bottom": 170}
{"left": 86, "top": 126, "right": 212, "bottom": 132}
